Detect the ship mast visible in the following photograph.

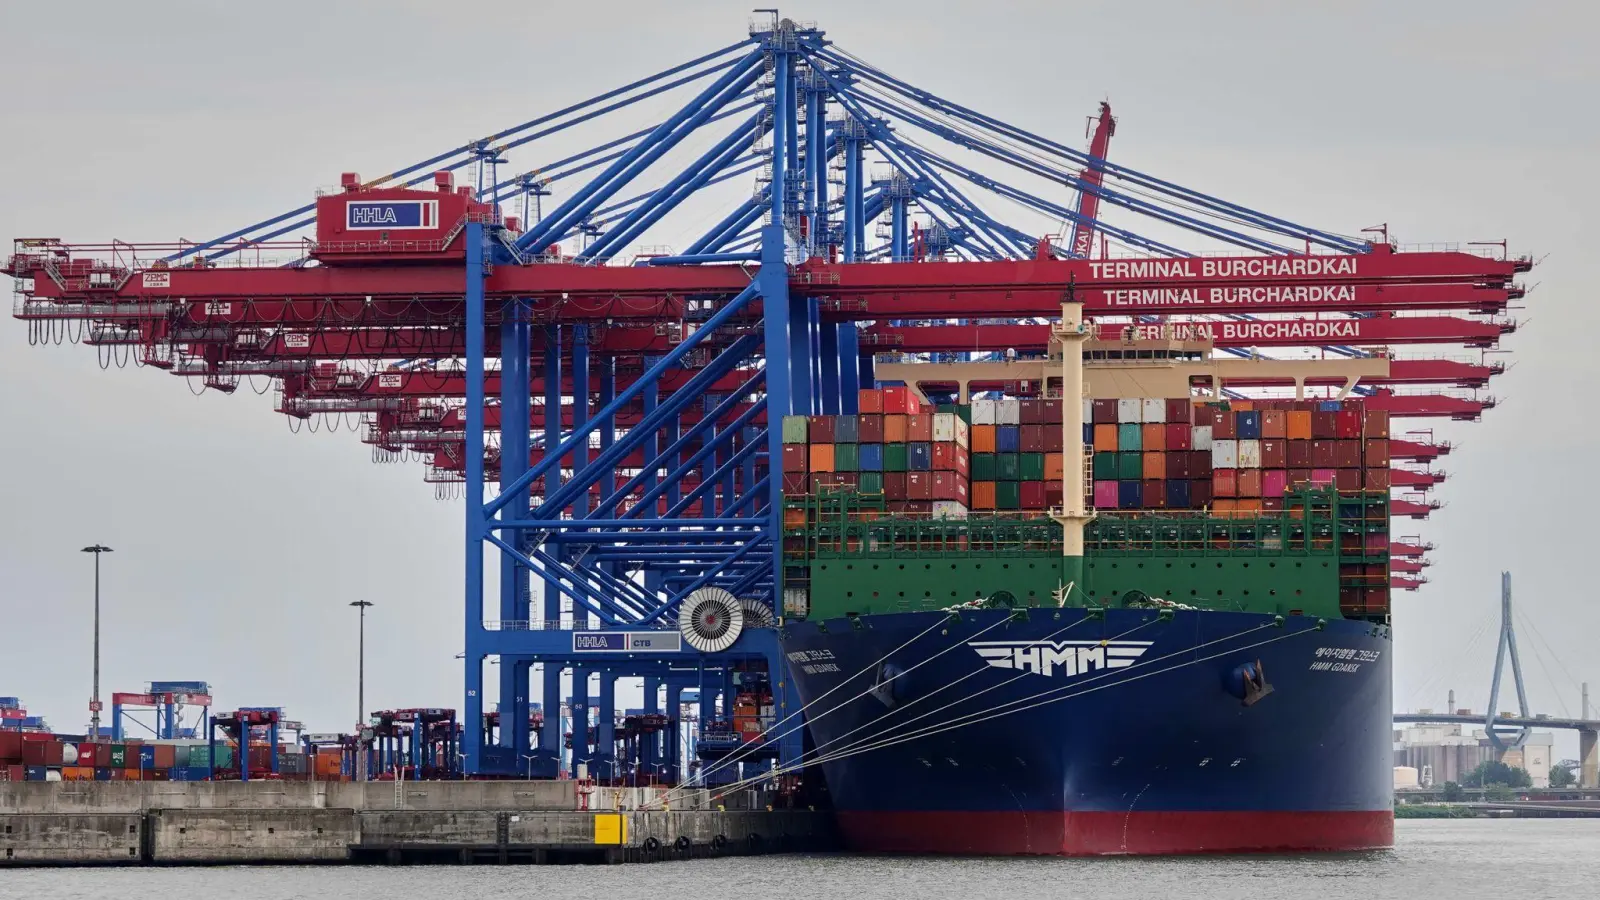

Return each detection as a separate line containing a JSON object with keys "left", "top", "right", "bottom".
{"left": 1052, "top": 291, "right": 1095, "bottom": 598}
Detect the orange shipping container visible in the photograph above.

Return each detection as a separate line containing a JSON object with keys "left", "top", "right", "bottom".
{"left": 1142, "top": 451, "right": 1166, "bottom": 480}
{"left": 971, "top": 481, "right": 997, "bottom": 510}
{"left": 809, "top": 444, "right": 835, "bottom": 473}
{"left": 1237, "top": 499, "right": 1264, "bottom": 514}
{"left": 972, "top": 425, "right": 997, "bottom": 453}
{"left": 1237, "top": 468, "right": 1262, "bottom": 498}
{"left": 858, "top": 389, "right": 884, "bottom": 414}
{"left": 884, "top": 415, "right": 908, "bottom": 443}
{"left": 1093, "top": 424, "right": 1119, "bottom": 452}
{"left": 1141, "top": 423, "right": 1166, "bottom": 451}
{"left": 1286, "top": 410, "right": 1312, "bottom": 440}
{"left": 1044, "top": 452, "right": 1064, "bottom": 481}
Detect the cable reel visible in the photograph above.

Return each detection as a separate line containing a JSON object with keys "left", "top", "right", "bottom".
{"left": 738, "top": 596, "right": 777, "bottom": 628}
{"left": 679, "top": 587, "right": 744, "bottom": 653}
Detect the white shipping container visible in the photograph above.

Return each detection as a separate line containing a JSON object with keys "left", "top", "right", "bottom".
{"left": 1212, "top": 439, "right": 1238, "bottom": 468}
{"left": 1082, "top": 398, "right": 1094, "bottom": 425}
{"left": 932, "top": 500, "right": 969, "bottom": 519}
{"left": 1237, "top": 439, "right": 1262, "bottom": 468}
{"left": 1117, "top": 398, "right": 1143, "bottom": 423}
{"left": 933, "top": 413, "right": 958, "bottom": 443}
{"left": 972, "top": 398, "right": 998, "bottom": 425}
{"left": 996, "top": 396, "right": 1021, "bottom": 425}
{"left": 1191, "top": 425, "right": 1214, "bottom": 451}
{"left": 1141, "top": 397, "right": 1166, "bottom": 424}
{"left": 954, "top": 417, "right": 970, "bottom": 449}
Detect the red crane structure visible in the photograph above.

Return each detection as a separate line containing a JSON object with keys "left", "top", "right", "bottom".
{"left": 6, "top": 19, "right": 1527, "bottom": 775}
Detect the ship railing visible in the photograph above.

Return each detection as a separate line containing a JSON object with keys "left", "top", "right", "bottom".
{"left": 483, "top": 619, "right": 678, "bottom": 632}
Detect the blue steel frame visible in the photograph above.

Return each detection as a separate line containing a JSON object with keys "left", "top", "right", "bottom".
{"left": 166, "top": 19, "right": 1381, "bottom": 779}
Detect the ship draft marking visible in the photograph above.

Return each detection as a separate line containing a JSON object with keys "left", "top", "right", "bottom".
{"left": 968, "top": 640, "right": 1154, "bottom": 678}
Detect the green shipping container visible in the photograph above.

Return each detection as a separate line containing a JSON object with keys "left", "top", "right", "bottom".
{"left": 972, "top": 453, "right": 997, "bottom": 481}
{"left": 884, "top": 443, "right": 909, "bottom": 472}
{"left": 108, "top": 745, "right": 127, "bottom": 768}
{"left": 834, "top": 443, "right": 859, "bottom": 472}
{"left": 1117, "top": 423, "right": 1142, "bottom": 451}
{"left": 1092, "top": 452, "right": 1119, "bottom": 480}
{"left": 858, "top": 472, "right": 884, "bottom": 494}
{"left": 782, "top": 415, "right": 808, "bottom": 444}
{"left": 186, "top": 745, "right": 210, "bottom": 768}
{"left": 997, "top": 453, "right": 1020, "bottom": 481}
{"left": 996, "top": 481, "right": 1021, "bottom": 510}
{"left": 1118, "top": 452, "right": 1143, "bottom": 480}
{"left": 1020, "top": 453, "right": 1045, "bottom": 481}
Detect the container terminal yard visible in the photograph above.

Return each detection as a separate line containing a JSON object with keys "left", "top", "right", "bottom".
{"left": 0, "top": 13, "right": 1559, "bottom": 863}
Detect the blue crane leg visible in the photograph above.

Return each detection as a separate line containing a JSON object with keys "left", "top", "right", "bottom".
{"left": 499, "top": 303, "right": 532, "bottom": 758}
{"left": 462, "top": 221, "right": 487, "bottom": 774}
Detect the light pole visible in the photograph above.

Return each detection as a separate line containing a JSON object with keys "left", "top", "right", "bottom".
{"left": 81, "top": 545, "right": 112, "bottom": 741}
{"left": 349, "top": 601, "right": 373, "bottom": 780}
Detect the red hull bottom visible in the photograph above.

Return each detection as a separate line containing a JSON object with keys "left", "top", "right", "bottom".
{"left": 836, "top": 810, "right": 1394, "bottom": 856}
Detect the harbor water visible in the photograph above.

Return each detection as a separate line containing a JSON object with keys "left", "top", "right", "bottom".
{"left": 1, "top": 819, "right": 1595, "bottom": 899}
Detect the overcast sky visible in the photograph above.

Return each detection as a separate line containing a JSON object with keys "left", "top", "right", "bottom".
{"left": 1, "top": 1, "right": 1596, "bottom": 758}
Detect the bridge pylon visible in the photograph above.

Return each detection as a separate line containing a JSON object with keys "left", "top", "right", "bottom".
{"left": 1485, "top": 571, "right": 1533, "bottom": 752}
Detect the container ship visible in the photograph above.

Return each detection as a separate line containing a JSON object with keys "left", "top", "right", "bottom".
{"left": 776, "top": 306, "right": 1396, "bottom": 855}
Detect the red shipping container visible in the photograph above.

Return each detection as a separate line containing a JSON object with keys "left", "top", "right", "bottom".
{"left": 1020, "top": 399, "right": 1046, "bottom": 425}
{"left": 1020, "top": 425, "right": 1047, "bottom": 452}
{"left": 858, "top": 389, "right": 884, "bottom": 414}
{"left": 1261, "top": 409, "right": 1287, "bottom": 439}
{"left": 858, "top": 415, "right": 885, "bottom": 443}
{"left": 1021, "top": 481, "right": 1048, "bottom": 509}
{"left": 907, "top": 472, "right": 934, "bottom": 500}
{"left": 1213, "top": 412, "right": 1238, "bottom": 439}
{"left": 1364, "top": 469, "right": 1391, "bottom": 490}
{"left": 1092, "top": 399, "right": 1119, "bottom": 424}
{"left": 1213, "top": 469, "right": 1238, "bottom": 497}
{"left": 1311, "top": 441, "right": 1337, "bottom": 468}
{"left": 1336, "top": 410, "right": 1362, "bottom": 439}
{"left": 77, "top": 743, "right": 97, "bottom": 767}
{"left": 1335, "top": 469, "right": 1362, "bottom": 492}
{"left": 907, "top": 414, "right": 934, "bottom": 442}
{"left": 807, "top": 415, "right": 836, "bottom": 443}
{"left": 1142, "top": 451, "right": 1166, "bottom": 480}
{"left": 1334, "top": 440, "right": 1361, "bottom": 468}
{"left": 1191, "top": 478, "right": 1213, "bottom": 508}
{"left": 1289, "top": 468, "right": 1314, "bottom": 489}
{"left": 1145, "top": 477, "right": 1171, "bottom": 506}
{"left": 1262, "top": 469, "right": 1288, "bottom": 497}
{"left": 883, "top": 386, "right": 910, "bottom": 414}
{"left": 972, "top": 481, "right": 997, "bottom": 510}
{"left": 1165, "top": 422, "right": 1191, "bottom": 450}
{"left": 1364, "top": 440, "right": 1390, "bottom": 468}
{"left": 1141, "top": 423, "right": 1166, "bottom": 451}
{"left": 1190, "top": 450, "right": 1213, "bottom": 478}
{"left": 1364, "top": 409, "right": 1390, "bottom": 439}
{"left": 782, "top": 474, "right": 808, "bottom": 495}
{"left": 932, "top": 471, "right": 968, "bottom": 501}
{"left": 3, "top": 764, "right": 22, "bottom": 782}
{"left": 1263, "top": 497, "right": 1285, "bottom": 512}
{"left": 1287, "top": 440, "right": 1312, "bottom": 468}
{"left": 23, "top": 740, "right": 64, "bottom": 766}
{"left": 1046, "top": 482, "right": 1064, "bottom": 508}
{"left": 1237, "top": 469, "right": 1262, "bottom": 498}
{"left": 1261, "top": 440, "right": 1287, "bottom": 469}
{"left": 1193, "top": 405, "right": 1223, "bottom": 428}
{"left": 0, "top": 731, "right": 22, "bottom": 763}
{"left": 782, "top": 445, "right": 808, "bottom": 474}
{"left": 1044, "top": 424, "right": 1064, "bottom": 452}
{"left": 1043, "top": 400, "right": 1063, "bottom": 426}
{"left": 1311, "top": 411, "right": 1339, "bottom": 439}
{"left": 1311, "top": 468, "right": 1337, "bottom": 486}
{"left": 1165, "top": 398, "right": 1192, "bottom": 424}
{"left": 884, "top": 472, "right": 908, "bottom": 500}
{"left": 1168, "top": 451, "right": 1190, "bottom": 479}
{"left": 902, "top": 501, "right": 933, "bottom": 515}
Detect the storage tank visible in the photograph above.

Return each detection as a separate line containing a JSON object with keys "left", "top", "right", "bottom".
{"left": 1393, "top": 765, "right": 1420, "bottom": 789}
{"left": 61, "top": 743, "right": 78, "bottom": 765}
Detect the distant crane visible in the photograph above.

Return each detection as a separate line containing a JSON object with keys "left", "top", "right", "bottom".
{"left": 1069, "top": 102, "right": 1116, "bottom": 259}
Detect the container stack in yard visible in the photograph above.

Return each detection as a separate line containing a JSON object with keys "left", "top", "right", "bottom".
{"left": 0, "top": 731, "right": 330, "bottom": 783}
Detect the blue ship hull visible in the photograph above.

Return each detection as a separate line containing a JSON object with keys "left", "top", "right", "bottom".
{"left": 780, "top": 607, "right": 1393, "bottom": 855}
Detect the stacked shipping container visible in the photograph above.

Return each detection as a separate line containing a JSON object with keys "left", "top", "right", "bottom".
{"left": 0, "top": 733, "right": 339, "bottom": 782}
{"left": 1089, "top": 397, "right": 1391, "bottom": 515}
{"left": 781, "top": 386, "right": 971, "bottom": 518}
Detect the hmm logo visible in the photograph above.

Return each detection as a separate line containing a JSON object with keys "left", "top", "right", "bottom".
{"left": 968, "top": 640, "right": 1153, "bottom": 678}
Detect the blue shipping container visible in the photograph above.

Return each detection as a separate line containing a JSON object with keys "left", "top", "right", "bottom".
{"left": 1118, "top": 480, "right": 1143, "bottom": 509}
{"left": 996, "top": 426, "right": 1021, "bottom": 453}
{"left": 908, "top": 442, "right": 932, "bottom": 471}
{"left": 24, "top": 765, "right": 47, "bottom": 781}
{"left": 1165, "top": 479, "right": 1191, "bottom": 508}
{"left": 858, "top": 443, "right": 884, "bottom": 471}
{"left": 1083, "top": 423, "right": 1093, "bottom": 444}
{"left": 1318, "top": 400, "right": 1342, "bottom": 412}
{"left": 833, "top": 415, "right": 860, "bottom": 442}
{"left": 139, "top": 746, "right": 156, "bottom": 769}
{"left": 187, "top": 766, "right": 210, "bottom": 781}
{"left": 1236, "top": 411, "right": 1262, "bottom": 440}
{"left": 94, "top": 767, "right": 112, "bottom": 781}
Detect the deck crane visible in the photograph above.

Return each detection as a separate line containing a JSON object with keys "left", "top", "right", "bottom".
{"left": 1068, "top": 101, "right": 1116, "bottom": 259}
{"left": 6, "top": 18, "right": 1531, "bottom": 774}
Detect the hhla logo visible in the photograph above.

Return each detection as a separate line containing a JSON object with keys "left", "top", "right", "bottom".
{"left": 968, "top": 640, "right": 1153, "bottom": 678}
